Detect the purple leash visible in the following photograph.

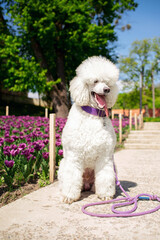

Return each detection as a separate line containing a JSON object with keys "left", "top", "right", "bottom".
{"left": 82, "top": 163, "right": 160, "bottom": 217}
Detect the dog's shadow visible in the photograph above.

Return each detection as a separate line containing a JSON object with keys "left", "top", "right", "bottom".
{"left": 115, "top": 180, "right": 137, "bottom": 197}
{"left": 80, "top": 180, "right": 137, "bottom": 201}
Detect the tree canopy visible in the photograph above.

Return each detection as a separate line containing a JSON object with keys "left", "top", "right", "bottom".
{"left": 0, "top": 0, "right": 138, "bottom": 117}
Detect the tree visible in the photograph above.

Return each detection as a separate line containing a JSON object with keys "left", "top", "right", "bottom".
{"left": 150, "top": 38, "right": 160, "bottom": 117}
{"left": 114, "top": 89, "right": 140, "bottom": 109}
{"left": 118, "top": 38, "right": 160, "bottom": 114}
{"left": 1, "top": 0, "right": 138, "bottom": 117}
{"left": 119, "top": 39, "right": 151, "bottom": 89}
{"left": 0, "top": 5, "right": 56, "bottom": 95}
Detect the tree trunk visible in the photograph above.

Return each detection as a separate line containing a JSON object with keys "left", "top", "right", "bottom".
{"left": 50, "top": 84, "right": 69, "bottom": 118}
{"left": 31, "top": 37, "right": 54, "bottom": 82}
{"left": 31, "top": 38, "right": 69, "bottom": 118}
{"left": 51, "top": 49, "right": 69, "bottom": 118}
{"left": 151, "top": 69, "right": 155, "bottom": 118}
{"left": 139, "top": 72, "right": 143, "bottom": 114}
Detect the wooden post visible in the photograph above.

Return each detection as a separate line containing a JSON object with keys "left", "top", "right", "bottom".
{"left": 119, "top": 113, "right": 122, "bottom": 144}
{"left": 129, "top": 110, "right": 132, "bottom": 131}
{"left": 141, "top": 112, "right": 143, "bottom": 128}
{"left": 6, "top": 106, "right": 9, "bottom": 116}
{"left": 138, "top": 114, "right": 140, "bottom": 129}
{"left": 45, "top": 108, "right": 48, "bottom": 118}
{"left": 139, "top": 112, "right": 143, "bottom": 129}
{"left": 112, "top": 110, "right": 114, "bottom": 119}
{"left": 134, "top": 113, "right": 137, "bottom": 130}
{"left": 49, "top": 113, "right": 56, "bottom": 183}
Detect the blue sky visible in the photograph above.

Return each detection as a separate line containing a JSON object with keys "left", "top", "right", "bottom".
{"left": 115, "top": 0, "right": 160, "bottom": 57}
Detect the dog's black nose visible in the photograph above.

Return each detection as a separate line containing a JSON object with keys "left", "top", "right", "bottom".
{"left": 103, "top": 87, "right": 110, "bottom": 93}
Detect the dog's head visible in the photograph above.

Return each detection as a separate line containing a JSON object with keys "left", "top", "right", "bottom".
{"left": 69, "top": 56, "right": 119, "bottom": 109}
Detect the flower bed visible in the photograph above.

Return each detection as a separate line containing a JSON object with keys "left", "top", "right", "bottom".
{"left": 0, "top": 115, "right": 130, "bottom": 189}
{"left": 112, "top": 117, "right": 132, "bottom": 142}
{"left": 0, "top": 116, "right": 66, "bottom": 189}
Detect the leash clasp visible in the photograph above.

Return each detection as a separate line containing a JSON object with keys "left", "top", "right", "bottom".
{"left": 138, "top": 196, "right": 150, "bottom": 200}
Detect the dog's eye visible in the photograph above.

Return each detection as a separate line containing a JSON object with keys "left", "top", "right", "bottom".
{"left": 94, "top": 80, "right": 98, "bottom": 84}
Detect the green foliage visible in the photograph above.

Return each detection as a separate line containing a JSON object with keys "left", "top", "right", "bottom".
{"left": 114, "top": 89, "right": 140, "bottom": 109}
{"left": 143, "top": 117, "right": 160, "bottom": 122}
{"left": 1, "top": 0, "right": 138, "bottom": 89}
{"left": 37, "top": 171, "right": 50, "bottom": 188}
{"left": 115, "top": 87, "right": 160, "bottom": 109}
{"left": 119, "top": 38, "right": 160, "bottom": 87}
{"left": 3, "top": 164, "right": 16, "bottom": 189}
{"left": 0, "top": 34, "right": 55, "bottom": 94}
{"left": 118, "top": 39, "right": 152, "bottom": 89}
{"left": 118, "top": 38, "right": 160, "bottom": 110}
{"left": 0, "top": 176, "right": 5, "bottom": 186}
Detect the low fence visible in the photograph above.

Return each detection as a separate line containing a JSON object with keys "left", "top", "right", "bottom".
{"left": 112, "top": 109, "right": 160, "bottom": 118}
{"left": 1, "top": 92, "right": 49, "bottom": 108}
{"left": 5, "top": 105, "right": 49, "bottom": 118}
{"left": 4, "top": 106, "right": 143, "bottom": 183}
{"left": 48, "top": 111, "right": 143, "bottom": 183}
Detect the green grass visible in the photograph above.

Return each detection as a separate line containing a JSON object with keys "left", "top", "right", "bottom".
{"left": 143, "top": 117, "right": 160, "bottom": 122}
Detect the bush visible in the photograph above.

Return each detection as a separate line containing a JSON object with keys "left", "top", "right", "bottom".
{"left": 143, "top": 117, "right": 160, "bottom": 122}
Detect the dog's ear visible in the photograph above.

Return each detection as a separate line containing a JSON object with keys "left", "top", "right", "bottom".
{"left": 106, "top": 83, "right": 119, "bottom": 108}
{"left": 69, "top": 77, "right": 89, "bottom": 105}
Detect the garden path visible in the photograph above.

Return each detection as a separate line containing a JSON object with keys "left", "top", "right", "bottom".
{"left": 125, "top": 122, "right": 160, "bottom": 149}
{"left": 0, "top": 149, "right": 160, "bottom": 240}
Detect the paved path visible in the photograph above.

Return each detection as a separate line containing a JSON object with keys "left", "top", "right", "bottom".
{"left": 0, "top": 149, "right": 160, "bottom": 240}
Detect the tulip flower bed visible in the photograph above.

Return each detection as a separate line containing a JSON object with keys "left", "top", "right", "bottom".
{"left": 112, "top": 117, "right": 132, "bottom": 141}
{"left": 0, "top": 115, "right": 130, "bottom": 193}
{"left": 0, "top": 116, "right": 66, "bottom": 190}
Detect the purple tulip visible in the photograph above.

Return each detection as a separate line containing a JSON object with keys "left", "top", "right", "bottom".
{"left": 58, "top": 149, "right": 63, "bottom": 156}
{"left": 10, "top": 149, "right": 19, "bottom": 156}
{"left": 21, "top": 149, "right": 31, "bottom": 157}
{"left": 56, "top": 133, "right": 61, "bottom": 139}
{"left": 12, "top": 145, "right": 18, "bottom": 150}
{"left": 5, "top": 133, "right": 10, "bottom": 138}
{"left": 56, "top": 139, "right": 61, "bottom": 146}
{"left": 11, "top": 135, "right": 19, "bottom": 141}
{"left": 5, "top": 138, "right": 14, "bottom": 143}
{"left": 18, "top": 143, "right": 27, "bottom": 151}
{"left": 44, "top": 127, "right": 49, "bottom": 133}
{"left": 12, "top": 130, "right": 19, "bottom": 134}
{"left": 42, "top": 152, "right": 49, "bottom": 159}
{"left": 3, "top": 146, "right": 10, "bottom": 156}
{"left": 4, "top": 160, "right": 15, "bottom": 168}
{"left": 33, "top": 142, "right": 44, "bottom": 151}
{"left": 26, "top": 154, "right": 34, "bottom": 161}
{"left": 0, "top": 138, "right": 4, "bottom": 146}
{"left": 26, "top": 137, "right": 31, "bottom": 143}
{"left": 43, "top": 139, "right": 49, "bottom": 145}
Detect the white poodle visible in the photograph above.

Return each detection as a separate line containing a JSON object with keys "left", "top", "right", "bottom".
{"left": 58, "top": 56, "right": 119, "bottom": 204}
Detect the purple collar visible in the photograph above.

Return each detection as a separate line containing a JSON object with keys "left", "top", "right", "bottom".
{"left": 81, "top": 106, "right": 106, "bottom": 117}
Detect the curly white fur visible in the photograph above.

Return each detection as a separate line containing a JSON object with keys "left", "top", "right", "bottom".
{"left": 58, "top": 56, "right": 119, "bottom": 204}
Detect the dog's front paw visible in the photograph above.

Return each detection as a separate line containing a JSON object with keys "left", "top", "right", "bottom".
{"left": 98, "top": 194, "right": 114, "bottom": 201}
{"left": 61, "top": 193, "right": 80, "bottom": 204}
{"left": 62, "top": 196, "right": 75, "bottom": 204}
